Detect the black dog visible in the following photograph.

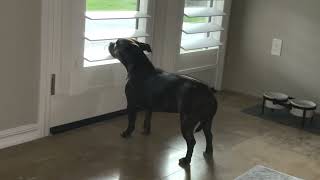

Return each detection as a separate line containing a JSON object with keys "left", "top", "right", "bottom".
{"left": 109, "top": 39, "right": 218, "bottom": 166}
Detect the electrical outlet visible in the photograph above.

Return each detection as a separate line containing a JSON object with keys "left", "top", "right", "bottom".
{"left": 271, "top": 38, "right": 283, "bottom": 56}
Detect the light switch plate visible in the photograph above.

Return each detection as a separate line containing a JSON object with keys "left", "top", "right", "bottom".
{"left": 271, "top": 38, "right": 282, "bottom": 56}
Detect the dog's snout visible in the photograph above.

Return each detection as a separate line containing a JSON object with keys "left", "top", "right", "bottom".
{"left": 109, "top": 42, "right": 115, "bottom": 48}
{"left": 109, "top": 42, "right": 116, "bottom": 57}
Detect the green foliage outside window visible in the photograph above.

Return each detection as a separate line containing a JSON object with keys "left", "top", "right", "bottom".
{"left": 86, "top": 0, "right": 137, "bottom": 11}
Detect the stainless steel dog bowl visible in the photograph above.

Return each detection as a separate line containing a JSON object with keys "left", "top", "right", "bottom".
{"left": 289, "top": 99, "right": 317, "bottom": 118}
{"left": 263, "top": 92, "right": 289, "bottom": 109}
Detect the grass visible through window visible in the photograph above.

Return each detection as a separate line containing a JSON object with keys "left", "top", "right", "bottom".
{"left": 184, "top": 17, "right": 208, "bottom": 23}
{"left": 86, "top": 0, "right": 137, "bottom": 11}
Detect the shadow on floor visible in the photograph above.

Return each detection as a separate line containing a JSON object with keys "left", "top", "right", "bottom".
{"left": 242, "top": 104, "right": 320, "bottom": 135}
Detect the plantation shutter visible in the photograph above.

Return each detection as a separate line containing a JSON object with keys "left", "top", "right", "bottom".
{"left": 181, "top": 1, "right": 226, "bottom": 51}
{"left": 84, "top": 6, "right": 151, "bottom": 62}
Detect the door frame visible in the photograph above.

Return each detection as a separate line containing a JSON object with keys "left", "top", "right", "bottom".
{"left": 38, "top": 0, "right": 60, "bottom": 137}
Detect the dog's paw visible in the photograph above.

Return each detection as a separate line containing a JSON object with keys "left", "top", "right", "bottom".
{"left": 141, "top": 129, "right": 151, "bottom": 136}
{"left": 179, "top": 157, "right": 191, "bottom": 167}
{"left": 120, "top": 131, "right": 132, "bottom": 138}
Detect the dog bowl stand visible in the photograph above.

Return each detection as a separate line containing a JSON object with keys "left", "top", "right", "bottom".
{"left": 262, "top": 92, "right": 317, "bottom": 128}
{"left": 261, "top": 92, "right": 289, "bottom": 114}
{"left": 299, "top": 107, "right": 315, "bottom": 128}
{"left": 289, "top": 100, "right": 317, "bottom": 128}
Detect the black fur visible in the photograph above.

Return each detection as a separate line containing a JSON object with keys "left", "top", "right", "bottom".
{"left": 109, "top": 38, "right": 218, "bottom": 166}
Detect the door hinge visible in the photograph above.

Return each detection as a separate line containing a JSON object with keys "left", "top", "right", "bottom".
{"left": 50, "top": 74, "right": 56, "bottom": 95}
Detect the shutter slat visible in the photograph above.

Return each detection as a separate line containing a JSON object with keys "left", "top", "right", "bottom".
{"left": 86, "top": 11, "right": 150, "bottom": 20}
{"left": 181, "top": 37, "right": 222, "bottom": 50}
{"left": 85, "top": 30, "right": 149, "bottom": 41}
{"left": 184, "top": 7, "right": 225, "bottom": 17}
{"left": 182, "top": 22, "right": 224, "bottom": 34}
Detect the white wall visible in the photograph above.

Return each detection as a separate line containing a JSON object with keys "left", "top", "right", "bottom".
{"left": 0, "top": 0, "right": 41, "bottom": 131}
{"left": 224, "top": 0, "right": 320, "bottom": 111}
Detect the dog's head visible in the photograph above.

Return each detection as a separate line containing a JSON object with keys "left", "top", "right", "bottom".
{"left": 109, "top": 38, "right": 152, "bottom": 67}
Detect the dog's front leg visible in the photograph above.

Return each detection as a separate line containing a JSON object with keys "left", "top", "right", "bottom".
{"left": 121, "top": 106, "right": 137, "bottom": 138}
{"left": 142, "top": 110, "right": 152, "bottom": 135}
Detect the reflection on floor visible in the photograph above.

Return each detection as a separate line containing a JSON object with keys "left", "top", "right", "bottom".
{"left": 0, "top": 92, "right": 320, "bottom": 180}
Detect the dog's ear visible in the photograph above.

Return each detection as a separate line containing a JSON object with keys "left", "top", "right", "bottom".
{"left": 130, "top": 39, "right": 152, "bottom": 52}
{"left": 139, "top": 43, "right": 152, "bottom": 53}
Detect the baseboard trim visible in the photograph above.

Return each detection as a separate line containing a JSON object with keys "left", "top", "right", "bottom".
{"left": 50, "top": 109, "right": 128, "bottom": 135}
{"left": 222, "top": 89, "right": 261, "bottom": 100}
{"left": 0, "top": 124, "right": 40, "bottom": 150}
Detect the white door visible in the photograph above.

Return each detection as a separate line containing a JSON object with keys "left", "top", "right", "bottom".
{"left": 44, "top": 0, "right": 155, "bottom": 131}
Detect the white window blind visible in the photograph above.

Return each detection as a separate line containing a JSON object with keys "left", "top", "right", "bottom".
{"left": 84, "top": 0, "right": 151, "bottom": 62}
{"left": 180, "top": 0, "right": 225, "bottom": 53}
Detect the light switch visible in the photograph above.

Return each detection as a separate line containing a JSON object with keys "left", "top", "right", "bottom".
{"left": 271, "top": 38, "right": 283, "bottom": 56}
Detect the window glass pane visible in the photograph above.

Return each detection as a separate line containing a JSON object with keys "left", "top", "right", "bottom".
{"left": 184, "top": 17, "right": 208, "bottom": 23}
{"left": 210, "top": 31, "right": 221, "bottom": 39}
{"left": 84, "top": 0, "right": 139, "bottom": 62}
{"left": 84, "top": 40, "right": 114, "bottom": 61}
{"left": 213, "top": 0, "right": 224, "bottom": 11}
{"left": 85, "top": 19, "right": 136, "bottom": 34}
{"left": 181, "top": 33, "right": 207, "bottom": 42}
{"left": 181, "top": 33, "right": 208, "bottom": 53}
{"left": 184, "top": 0, "right": 210, "bottom": 23}
{"left": 211, "top": 16, "right": 223, "bottom": 26}
{"left": 86, "top": 0, "right": 137, "bottom": 11}
{"left": 181, "top": 0, "right": 224, "bottom": 53}
{"left": 185, "top": 0, "right": 210, "bottom": 7}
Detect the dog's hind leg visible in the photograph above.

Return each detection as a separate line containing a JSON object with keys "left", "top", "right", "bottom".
{"left": 202, "top": 119, "right": 213, "bottom": 158}
{"left": 179, "top": 114, "right": 197, "bottom": 167}
{"left": 142, "top": 109, "right": 152, "bottom": 135}
{"left": 121, "top": 106, "right": 137, "bottom": 138}
{"left": 179, "top": 128, "right": 196, "bottom": 166}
